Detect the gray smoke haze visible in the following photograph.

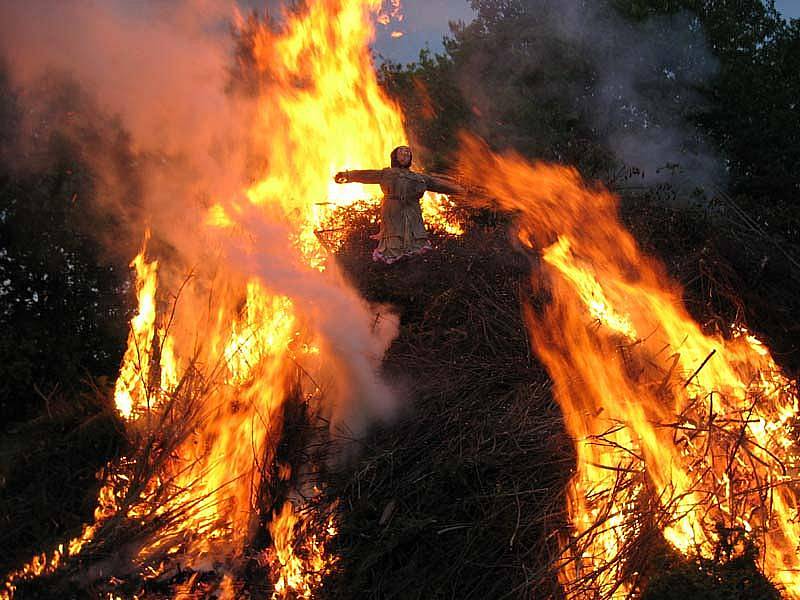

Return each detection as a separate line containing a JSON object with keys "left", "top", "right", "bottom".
{"left": 452, "top": 0, "right": 722, "bottom": 190}
{"left": 0, "top": 0, "right": 400, "bottom": 435}
{"left": 576, "top": 5, "right": 722, "bottom": 189}
{"left": 0, "top": 0, "right": 250, "bottom": 261}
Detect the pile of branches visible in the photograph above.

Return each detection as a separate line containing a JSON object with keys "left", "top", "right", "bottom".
{"left": 316, "top": 200, "right": 794, "bottom": 599}
{"left": 0, "top": 381, "right": 122, "bottom": 578}
{"left": 618, "top": 186, "right": 800, "bottom": 371}
{"left": 319, "top": 217, "right": 576, "bottom": 599}
{"left": 4, "top": 192, "right": 797, "bottom": 599}
{"left": 5, "top": 362, "right": 220, "bottom": 599}
{"left": 4, "top": 357, "right": 328, "bottom": 599}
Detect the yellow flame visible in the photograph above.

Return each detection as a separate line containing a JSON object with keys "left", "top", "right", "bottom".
{"left": 543, "top": 236, "right": 637, "bottom": 340}
{"left": 456, "top": 135, "right": 800, "bottom": 598}
{"left": 114, "top": 242, "right": 159, "bottom": 419}
{"left": 269, "top": 502, "right": 339, "bottom": 599}
{"left": 421, "top": 192, "right": 464, "bottom": 236}
{"left": 4, "top": 0, "right": 459, "bottom": 596}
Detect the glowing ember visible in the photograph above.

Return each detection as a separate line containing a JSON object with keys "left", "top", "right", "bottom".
{"left": 377, "top": 0, "right": 404, "bottom": 29}
{"left": 421, "top": 192, "right": 464, "bottom": 236}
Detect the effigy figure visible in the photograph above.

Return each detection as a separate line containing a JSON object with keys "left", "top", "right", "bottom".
{"left": 334, "top": 145, "right": 461, "bottom": 264}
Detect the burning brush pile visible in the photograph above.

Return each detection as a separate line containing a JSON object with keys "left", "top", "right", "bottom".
{"left": 2, "top": 0, "right": 800, "bottom": 599}
{"left": 318, "top": 145, "right": 800, "bottom": 598}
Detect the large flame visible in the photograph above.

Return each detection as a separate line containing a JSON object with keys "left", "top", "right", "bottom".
{"left": 2, "top": 0, "right": 459, "bottom": 597}
{"left": 105, "top": 0, "right": 407, "bottom": 590}
{"left": 457, "top": 135, "right": 800, "bottom": 598}
{"left": 230, "top": 0, "right": 460, "bottom": 268}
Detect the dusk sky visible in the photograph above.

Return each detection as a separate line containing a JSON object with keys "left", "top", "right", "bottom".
{"left": 776, "top": 0, "right": 800, "bottom": 20}
{"left": 371, "top": 0, "right": 474, "bottom": 63}
{"left": 373, "top": 0, "right": 800, "bottom": 63}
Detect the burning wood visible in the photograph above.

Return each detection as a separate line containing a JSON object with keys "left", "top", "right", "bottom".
{"left": 456, "top": 134, "right": 800, "bottom": 598}
{"left": 1, "top": 0, "right": 797, "bottom": 599}
{"left": 2, "top": 0, "right": 443, "bottom": 596}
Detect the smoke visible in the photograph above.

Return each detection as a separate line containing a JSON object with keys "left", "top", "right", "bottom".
{"left": 0, "top": 0, "right": 400, "bottom": 435}
{"left": 451, "top": 0, "right": 722, "bottom": 189}
{"left": 229, "top": 213, "right": 400, "bottom": 436}
{"left": 0, "top": 0, "right": 235, "bottom": 156}
{"left": 575, "top": 4, "right": 722, "bottom": 189}
{"left": 0, "top": 0, "right": 248, "bottom": 261}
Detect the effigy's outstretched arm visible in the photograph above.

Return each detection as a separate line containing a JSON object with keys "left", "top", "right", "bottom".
{"left": 334, "top": 169, "right": 384, "bottom": 184}
{"left": 424, "top": 174, "right": 464, "bottom": 195}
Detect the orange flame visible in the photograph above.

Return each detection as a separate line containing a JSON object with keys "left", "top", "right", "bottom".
{"left": 114, "top": 235, "right": 161, "bottom": 419}
{"left": 377, "top": 0, "right": 404, "bottom": 29}
{"left": 1, "top": 477, "right": 122, "bottom": 600}
{"left": 268, "top": 502, "right": 339, "bottom": 599}
{"left": 3, "top": 0, "right": 448, "bottom": 597}
{"left": 457, "top": 134, "right": 800, "bottom": 598}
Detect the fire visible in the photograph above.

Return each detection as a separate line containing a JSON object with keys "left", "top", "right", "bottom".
{"left": 3, "top": 0, "right": 794, "bottom": 590}
{"left": 268, "top": 501, "right": 339, "bottom": 599}
{"left": 3, "top": 0, "right": 446, "bottom": 596}
{"left": 223, "top": 284, "right": 296, "bottom": 386}
{"left": 241, "top": 0, "right": 404, "bottom": 269}
{"left": 1, "top": 477, "right": 122, "bottom": 600}
{"left": 233, "top": 0, "right": 459, "bottom": 268}
{"left": 377, "top": 0, "right": 404, "bottom": 28}
{"left": 114, "top": 235, "right": 162, "bottom": 419}
{"left": 457, "top": 134, "right": 800, "bottom": 598}
{"left": 421, "top": 191, "right": 464, "bottom": 236}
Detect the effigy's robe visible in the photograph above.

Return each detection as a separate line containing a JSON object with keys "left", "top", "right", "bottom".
{"left": 346, "top": 167, "right": 457, "bottom": 263}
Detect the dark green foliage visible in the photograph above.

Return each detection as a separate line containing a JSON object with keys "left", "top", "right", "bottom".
{"left": 427, "top": 0, "right": 616, "bottom": 174}
{"left": 0, "top": 72, "right": 133, "bottom": 424}
{"left": 0, "top": 70, "right": 131, "bottom": 589}
{"left": 379, "top": 49, "right": 471, "bottom": 171}
{"left": 618, "top": 0, "right": 800, "bottom": 239}
{"left": 384, "top": 0, "right": 799, "bottom": 239}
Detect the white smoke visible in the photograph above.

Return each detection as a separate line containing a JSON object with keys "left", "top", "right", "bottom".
{"left": 450, "top": 0, "right": 723, "bottom": 190}
{"left": 0, "top": 0, "right": 401, "bottom": 436}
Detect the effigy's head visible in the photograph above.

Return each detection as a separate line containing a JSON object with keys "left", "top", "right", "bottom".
{"left": 390, "top": 145, "right": 412, "bottom": 168}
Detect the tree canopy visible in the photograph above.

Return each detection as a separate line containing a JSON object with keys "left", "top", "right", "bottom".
{"left": 383, "top": 0, "right": 799, "bottom": 237}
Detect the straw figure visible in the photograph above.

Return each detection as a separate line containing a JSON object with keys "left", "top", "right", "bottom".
{"left": 334, "top": 145, "right": 462, "bottom": 263}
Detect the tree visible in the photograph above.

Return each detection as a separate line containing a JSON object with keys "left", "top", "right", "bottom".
{"left": 0, "top": 72, "right": 131, "bottom": 423}
{"left": 614, "top": 0, "right": 800, "bottom": 238}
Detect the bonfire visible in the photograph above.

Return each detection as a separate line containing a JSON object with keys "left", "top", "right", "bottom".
{"left": 1, "top": 0, "right": 798, "bottom": 599}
